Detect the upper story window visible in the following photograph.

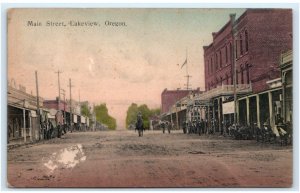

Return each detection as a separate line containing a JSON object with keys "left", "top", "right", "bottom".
{"left": 240, "top": 34, "right": 243, "bottom": 55}
{"left": 225, "top": 45, "right": 228, "bottom": 63}
{"left": 206, "top": 60, "right": 209, "bottom": 75}
{"left": 219, "top": 50, "right": 222, "bottom": 68}
{"left": 210, "top": 57, "right": 213, "bottom": 74}
{"left": 245, "top": 30, "right": 249, "bottom": 52}
{"left": 215, "top": 53, "right": 218, "bottom": 71}
{"left": 235, "top": 39, "right": 238, "bottom": 59}
{"left": 229, "top": 43, "right": 232, "bottom": 61}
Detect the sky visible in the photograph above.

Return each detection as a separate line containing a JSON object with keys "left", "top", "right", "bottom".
{"left": 8, "top": 8, "right": 246, "bottom": 129}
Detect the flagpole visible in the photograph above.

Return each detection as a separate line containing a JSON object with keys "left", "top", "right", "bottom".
{"left": 186, "top": 48, "right": 188, "bottom": 76}
{"left": 184, "top": 48, "right": 191, "bottom": 90}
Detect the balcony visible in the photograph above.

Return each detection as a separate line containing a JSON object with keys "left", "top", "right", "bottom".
{"left": 281, "top": 50, "right": 292, "bottom": 65}
{"left": 195, "top": 83, "right": 252, "bottom": 100}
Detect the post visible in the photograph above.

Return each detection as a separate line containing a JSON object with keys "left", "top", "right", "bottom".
{"left": 55, "top": 70, "right": 63, "bottom": 111}
{"left": 282, "top": 73, "right": 286, "bottom": 122}
{"left": 35, "top": 71, "right": 40, "bottom": 141}
{"left": 29, "top": 113, "right": 32, "bottom": 142}
{"left": 246, "top": 97, "right": 250, "bottom": 126}
{"left": 256, "top": 94, "right": 261, "bottom": 128}
{"left": 236, "top": 99, "right": 240, "bottom": 123}
{"left": 61, "top": 89, "right": 66, "bottom": 125}
{"left": 268, "top": 91, "right": 274, "bottom": 128}
{"left": 69, "top": 78, "right": 73, "bottom": 129}
{"left": 176, "top": 107, "right": 179, "bottom": 130}
{"left": 207, "top": 105, "right": 211, "bottom": 134}
{"left": 23, "top": 108, "right": 26, "bottom": 143}
{"left": 218, "top": 98, "right": 221, "bottom": 133}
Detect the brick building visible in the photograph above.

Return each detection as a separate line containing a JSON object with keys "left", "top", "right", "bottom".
{"left": 161, "top": 88, "right": 201, "bottom": 114}
{"left": 204, "top": 9, "right": 292, "bottom": 93}
{"left": 202, "top": 9, "right": 292, "bottom": 132}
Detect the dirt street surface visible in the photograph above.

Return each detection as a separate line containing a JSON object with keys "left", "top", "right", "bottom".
{"left": 7, "top": 130, "right": 292, "bottom": 188}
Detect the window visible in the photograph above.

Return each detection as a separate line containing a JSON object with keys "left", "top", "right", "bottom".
{"left": 241, "top": 67, "right": 244, "bottom": 84}
{"left": 226, "top": 74, "right": 229, "bottom": 84}
{"left": 246, "top": 64, "right": 250, "bottom": 83}
{"left": 225, "top": 45, "right": 228, "bottom": 63}
{"left": 230, "top": 43, "right": 232, "bottom": 61}
{"left": 240, "top": 34, "right": 243, "bottom": 55}
{"left": 210, "top": 58, "right": 213, "bottom": 74}
{"left": 219, "top": 50, "right": 222, "bottom": 68}
{"left": 206, "top": 60, "right": 209, "bottom": 75}
{"left": 235, "top": 39, "right": 238, "bottom": 59}
{"left": 215, "top": 53, "right": 218, "bottom": 70}
{"left": 245, "top": 30, "right": 249, "bottom": 52}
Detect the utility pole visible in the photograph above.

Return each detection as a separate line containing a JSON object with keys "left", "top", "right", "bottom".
{"left": 35, "top": 71, "right": 40, "bottom": 141}
{"left": 61, "top": 89, "right": 66, "bottom": 125}
{"left": 68, "top": 78, "right": 74, "bottom": 129}
{"left": 79, "top": 89, "right": 80, "bottom": 103}
{"left": 55, "top": 70, "right": 63, "bottom": 111}
{"left": 184, "top": 75, "right": 192, "bottom": 90}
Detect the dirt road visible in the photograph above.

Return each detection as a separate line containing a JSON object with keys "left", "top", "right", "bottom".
{"left": 7, "top": 130, "right": 292, "bottom": 188}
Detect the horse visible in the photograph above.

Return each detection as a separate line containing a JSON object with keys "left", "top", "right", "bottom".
{"left": 136, "top": 117, "right": 144, "bottom": 137}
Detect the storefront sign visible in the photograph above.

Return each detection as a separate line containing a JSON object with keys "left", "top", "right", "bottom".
{"left": 223, "top": 101, "right": 234, "bottom": 114}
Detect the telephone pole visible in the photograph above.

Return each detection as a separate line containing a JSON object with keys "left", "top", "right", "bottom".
{"left": 61, "top": 89, "right": 66, "bottom": 124}
{"left": 79, "top": 89, "right": 80, "bottom": 103}
{"left": 55, "top": 70, "right": 63, "bottom": 110}
{"left": 35, "top": 71, "right": 40, "bottom": 140}
{"left": 184, "top": 75, "right": 192, "bottom": 90}
{"left": 68, "top": 78, "right": 74, "bottom": 128}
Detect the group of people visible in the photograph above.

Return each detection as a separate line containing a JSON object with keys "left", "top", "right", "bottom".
{"left": 40, "top": 111, "right": 68, "bottom": 140}
{"left": 40, "top": 119, "right": 55, "bottom": 140}
{"left": 182, "top": 119, "right": 209, "bottom": 135}
{"left": 159, "top": 121, "right": 173, "bottom": 134}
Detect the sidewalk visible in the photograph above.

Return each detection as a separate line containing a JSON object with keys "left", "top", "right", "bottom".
{"left": 7, "top": 137, "right": 37, "bottom": 150}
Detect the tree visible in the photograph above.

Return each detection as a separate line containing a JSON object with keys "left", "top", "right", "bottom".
{"left": 81, "top": 103, "right": 91, "bottom": 118}
{"left": 126, "top": 104, "right": 161, "bottom": 129}
{"left": 94, "top": 103, "right": 117, "bottom": 130}
{"left": 125, "top": 103, "right": 139, "bottom": 128}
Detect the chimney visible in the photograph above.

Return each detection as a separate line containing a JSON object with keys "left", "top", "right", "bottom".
{"left": 212, "top": 32, "right": 217, "bottom": 39}
{"left": 230, "top": 13, "right": 236, "bottom": 24}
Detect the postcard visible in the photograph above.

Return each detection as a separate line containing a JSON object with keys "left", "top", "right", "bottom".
{"left": 7, "top": 8, "right": 293, "bottom": 188}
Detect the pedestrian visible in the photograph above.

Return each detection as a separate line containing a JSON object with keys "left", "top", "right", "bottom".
{"left": 182, "top": 120, "right": 187, "bottom": 134}
{"left": 196, "top": 119, "right": 201, "bottom": 136}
